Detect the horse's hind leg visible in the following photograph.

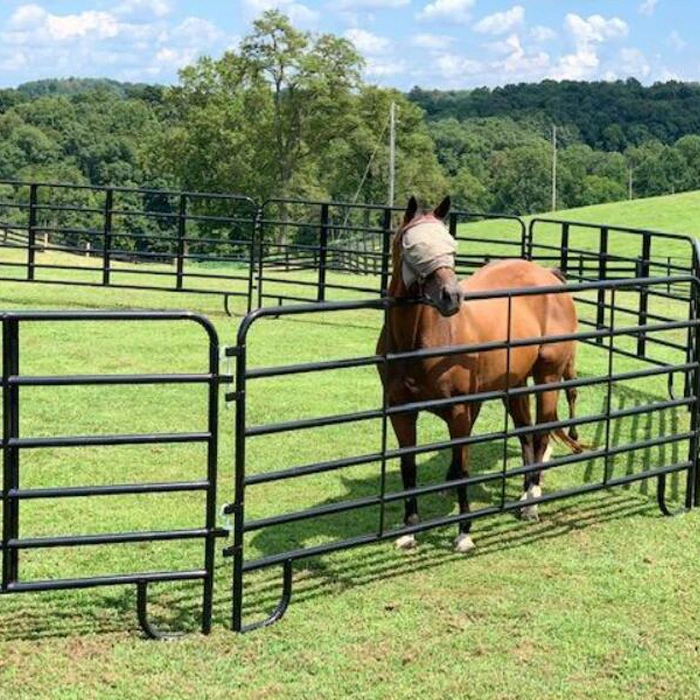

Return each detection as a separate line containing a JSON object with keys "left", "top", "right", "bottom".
{"left": 447, "top": 407, "right": 476, "bottom": 554}
{"left": 563, "top": 358, "right": 579, "bottom": 441}
{"left": 390, "top": 411, "right": 420, "bottom": 550}
{"left": 504, "top": 389, "right": 539, "bottom": 521}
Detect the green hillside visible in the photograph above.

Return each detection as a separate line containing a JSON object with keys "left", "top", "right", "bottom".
{"left": 543, "top": 190, "right": 700, "bottom": 236}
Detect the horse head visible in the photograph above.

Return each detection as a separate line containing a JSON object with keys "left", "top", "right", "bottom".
{"left": 391, "top": 195, "right": 463, "bottom": 316}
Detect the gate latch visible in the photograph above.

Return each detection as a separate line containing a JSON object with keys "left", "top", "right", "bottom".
{"left": 219, "top": 503, "right": 236, "bottom": 536}
{"left": 220, "top": 347, "right": 238, "bottom": 406}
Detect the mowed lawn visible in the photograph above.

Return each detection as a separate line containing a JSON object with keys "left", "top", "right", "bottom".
{"left": 1, "top": 193, "right": 700, "bottom": 699}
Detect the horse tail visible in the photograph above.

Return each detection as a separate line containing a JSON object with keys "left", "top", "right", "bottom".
{"left": 551, "top": 355, "right": 590, "bottom": 454}
{"left": 550, "top": 266, "right": 567, "bottom": 283}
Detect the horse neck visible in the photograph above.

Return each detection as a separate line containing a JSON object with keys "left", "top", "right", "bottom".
{"left": 386, "top": 270, "right": 427, "bottom": 353}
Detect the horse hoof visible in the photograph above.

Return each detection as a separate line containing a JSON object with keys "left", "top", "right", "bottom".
{"left": 394, "top": 534, "right": 417, "bottom": 550}
{"left": 519, "top": 485, "right": 542, "bottom": 521}
{"left": 453, "top": 533, "right": 475, "bottom": 554}
{"left": 520, "top": 504, "right": 539, "bottom": 521}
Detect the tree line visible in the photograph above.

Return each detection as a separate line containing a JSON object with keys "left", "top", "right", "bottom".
{"left": 1, "top": 10, "right": 700, "bottom": 252}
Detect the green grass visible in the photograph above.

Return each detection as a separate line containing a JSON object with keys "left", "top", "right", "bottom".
{"left": 1, "top": 193, "right": 700, "bottom": 699}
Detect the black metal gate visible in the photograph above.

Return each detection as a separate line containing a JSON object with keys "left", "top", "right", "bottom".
{"left": 227, "top": 273, "right": 700, "bottom": 632}
{"left": 0, "top": 310, "right": 227, "bottom": 638}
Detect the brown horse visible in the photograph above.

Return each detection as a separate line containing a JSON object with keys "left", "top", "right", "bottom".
{"left": 377, "top": 195, "right": 584, "bottom": 553}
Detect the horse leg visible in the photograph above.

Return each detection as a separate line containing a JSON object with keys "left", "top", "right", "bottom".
{"left": 448, "top": 407, "right": 476, "bottom": 554}
{"left": 444, "top": 402, "right": 481, "bottom": 485}
{"left": 390, "top": 411, "right": 420, "bottom": 550}
{"left": 563, "top": 358, "right": 579, "bottom": 441}
{"left": 524, "top": 365, "right": 564, "bottom": 521}
{"left": 504, "top": 390, "right": 540, "bottom": 521}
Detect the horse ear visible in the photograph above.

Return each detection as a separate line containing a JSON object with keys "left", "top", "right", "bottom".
{"left": 433, "top": 196, "right": 451, "bottom": 221}
{"left": 403, "top": 196, "right": 419, "bottom": 225}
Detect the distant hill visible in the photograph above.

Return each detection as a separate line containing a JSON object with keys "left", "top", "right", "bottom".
{"left": 409, "top": 79, "right": 700, "bottom": 150}
{"left": 12, "top": 78, "right": 165, "bottom": 103}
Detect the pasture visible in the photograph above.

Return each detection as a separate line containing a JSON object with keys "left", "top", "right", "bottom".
{"left": 1, "top": 192, "right": 700, "bottom": 699}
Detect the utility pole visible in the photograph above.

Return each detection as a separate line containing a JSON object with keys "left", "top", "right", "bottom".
{"left": 628, "top": 168, "right": 634, "bottom": 200}
{"left": 551, "top": 124, "right": 557, "bottom": 212}
{"left": 388, "top": 101, "right": 396, "bottom": 208}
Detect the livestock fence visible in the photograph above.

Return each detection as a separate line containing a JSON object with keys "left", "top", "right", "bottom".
{"left": 1, "top": 180, "right": 700, "bottom": 636}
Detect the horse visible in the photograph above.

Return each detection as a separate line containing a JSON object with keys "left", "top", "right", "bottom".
{"left": 377, "top": 195, "right": 584, "bottom": 553}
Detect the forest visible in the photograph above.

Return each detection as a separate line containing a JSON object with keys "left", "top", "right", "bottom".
{"left": 2, "top": 10, "right": 700, "bottom": 224}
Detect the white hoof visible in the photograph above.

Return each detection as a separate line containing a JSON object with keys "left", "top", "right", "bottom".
{"left": 453, "top": 533, "right": 476, "bottom": 554}
{"left": 519, "top": 484, "right": 542, "bottom": 521}
{"left": 394, "top": 534, "right": 417, "bottom": 550}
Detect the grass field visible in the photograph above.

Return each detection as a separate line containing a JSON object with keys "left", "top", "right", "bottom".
{"left": 1, "top": 193, "right": 700, "bottom": 699}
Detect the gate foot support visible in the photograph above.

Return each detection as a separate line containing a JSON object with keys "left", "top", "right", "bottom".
{"left": 136, "top": 581, "right": 187, "bottom": 641}
{"left": 223, "top": 293, "right": 233, "bottom": 317}
{"left": 237, "top": 560, "right": 293, "bottom": 634}
{"left": 657, "top": 474, "right": 690, "bottom": 517}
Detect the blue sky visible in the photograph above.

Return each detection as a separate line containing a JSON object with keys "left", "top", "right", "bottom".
{"left": 0, "top": 1, "right": 693, "bottom": 89}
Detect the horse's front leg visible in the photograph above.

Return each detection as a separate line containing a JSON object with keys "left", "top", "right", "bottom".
{"left": 390, "top": 411, "right": 420, "bottom": 550}
{"left": 449, "top": 407, "right": 476, "bottom": 554}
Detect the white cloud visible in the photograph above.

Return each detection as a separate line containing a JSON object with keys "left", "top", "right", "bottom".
{"left": 364, "top": 57, "right": 406, "bottom": 76}
{"left": 550, "top": 14, "right": 628, "bottom": 80}
{"left": 344, "top": 28, "right": 391, "bottom": 54}
{"left": 113, "top": 0, "right": 172, "bottom": 19}
{"left": 566, "top": 13, "right": 628, "bottom": 46}
{"left": 410, "top": 33, "right": 455, "bottom": 50}
{"left": 0, "top": 2, "right": 233, "bottom": 84}
{"left": 669, "top": 31, "right": 687, "bottom": 52}
{"left": 530, "top": 25, "right": 556, "bottom": 43}
{"left": 473, "top": 5, "right": 524, "bottom": 36}
{"left": 619, "top": 47, "right": 651, "bottom": 78}
{"left": 417, "top": 0, "right": 476, "bottom": 24}
{"left": 435, "top": 52, "right": 483, "bottom": 78}
{"left": 639, "top": 0, "right": 659, "bottom": 17}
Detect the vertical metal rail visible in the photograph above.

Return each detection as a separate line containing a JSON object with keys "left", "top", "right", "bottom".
{"left": 500, "top": 296, "right": 513, "bottom": 509}
{"left": 602, "top": 287, "right": 616, "bottom": 485}
{"left": 1, "top": 319, "right": 20, "bottom": 591}
{"left": 317, "top": 203, "right": 330, "bottom": 302}
{"left": 246, "top": 207, "right": 261, "bottom": 314}
{"left": 377, "top": 300, "right": 390, "bottom": 536}
{"left": 102, "top": 188, "right": 114, "bottom": 286}
{"left": 559, "top": 222, "right": 570, "bottom": 275}
{"left": 230, "top": 341, "right": 246, "bottom": 633}
{"left": 256, "top": 206, "right": 266, "bottom": 310}
{"left": 596, "top": 226, "right": 609, "bottom": 346}
{"left": 687, "top": 276, "right": 700, "bottom": 508}
{"left": 202, "top": 326, "right": 221, "bottom": 634}
{"left": 637, "top": 232, "right": 651, "bottom": 357}
{"left": 26, "top": 184, "right": 38, "bottom": 282}
{"left": 176, "top": 194, "right": 187, "bottom": 291}
{"left": 380, "top": 208, "right": 392, "bottom": 296}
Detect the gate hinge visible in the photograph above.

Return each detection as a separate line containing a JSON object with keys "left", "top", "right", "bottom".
{"left": 225, "top": 390, "right": 243, "bottom": 403}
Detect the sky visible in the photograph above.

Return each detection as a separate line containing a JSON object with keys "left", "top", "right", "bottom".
{"left": 0, "top": 0, "right": 694, "bottom": 89}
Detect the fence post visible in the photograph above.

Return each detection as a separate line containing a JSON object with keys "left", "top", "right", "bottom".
{"left": 560, "top": 222, "right": 570, "bottom": 275}
{"left": 380, "top": 207, "right": 392, "bottom": 296}
{"left": 637, "top": 232, "right": 651, "bottom": 357}
{"left": 27, "top": 184, "right": 38, "bottom": 281}
{"left": 596, "top": 226, "right": 609, "bottom": 345}
{"left": 317, "top": 203, "right": 330, "bottom": 302}
{"left": 176, "top": 194, "right": 186, "bottom": 290}
{"left": 2, "top": 318, "right": 20, "bottom": 591}
{"left": 102, "top": 188, "right": 113, "bottom": 286}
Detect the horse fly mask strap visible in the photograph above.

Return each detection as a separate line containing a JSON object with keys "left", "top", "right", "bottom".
{"left": 401, "top": 216, "right": 457, "bottom": 291}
